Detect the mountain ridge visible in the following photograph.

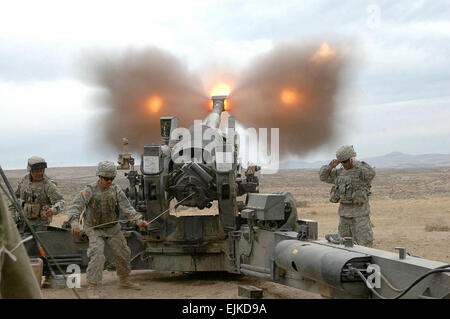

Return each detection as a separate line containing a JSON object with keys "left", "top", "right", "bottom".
{"left": 280, "top": 152, "right": 450, "bottom": 169}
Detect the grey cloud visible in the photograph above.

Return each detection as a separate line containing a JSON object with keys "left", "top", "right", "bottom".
{"left": 347, "top": 96, "right": 450, "bottom": 157}
{"left": 196, "top": 1, "right": 450, "bottom": 108}
{"left": 0, "top": 130, "right": 114, "bottom": 170}
{"left": 381, "top": 1, "right": 450, "bottom": 23}
{"left": 0, "top": 40, "right": 74, "bottom": 82}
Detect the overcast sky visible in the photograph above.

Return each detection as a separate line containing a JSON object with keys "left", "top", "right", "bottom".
{"left": 1, "top": 0, "right": 450, "bottom": 169}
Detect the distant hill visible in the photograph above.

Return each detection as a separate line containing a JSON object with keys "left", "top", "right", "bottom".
{"left": 280, "top": 152, "right": 450, "bottom": 169}
{"left": 362, "top": 152, "right": 450, "bottom": 169}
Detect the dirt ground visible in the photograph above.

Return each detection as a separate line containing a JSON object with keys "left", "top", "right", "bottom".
{"left": 3, "top": 166, "right": 450, "bottom": 299}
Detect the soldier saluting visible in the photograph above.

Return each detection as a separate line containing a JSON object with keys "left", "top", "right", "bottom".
{"left": 67, "top": 160, "right": 148, "bottom": 299}
{"left": 12, "top": 156, "right": 65, "bottom": 232}
{"left": 319, "top": 145, "right": 376, "bottom": 247}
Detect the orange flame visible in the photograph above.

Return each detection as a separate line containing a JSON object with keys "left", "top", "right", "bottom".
{"left": 311, "top": 42, "right": 335, "bottom": 63}
{"left": 224, "top": 99, "right": 230, "bottom": 111}
{"left": 280, "top": 89, "right": 301, "bottom": 105}
{"left": 147, "top": 96, "right": 163, "bottom": 113}
{"left": 208, "top": 98, "right": 230, "bottom": 111}
{"left": 210, "top": 82, "right": 232, "bottom": 97}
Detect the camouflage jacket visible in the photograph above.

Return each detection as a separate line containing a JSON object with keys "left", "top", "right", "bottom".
{"left": 319, "top": 160, "right": 376, "bottom": 217}
{"left": 14, "top": 174, "right": 65, "bottom": 218}
{"left": 67, "top": 181, "right": 143, "bottom": 228}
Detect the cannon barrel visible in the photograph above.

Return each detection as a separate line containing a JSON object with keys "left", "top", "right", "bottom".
{"left": 274, "top": 240, "right": 370, "bottom": 293}
{"left": 204, "top": 95, "right": 226, "bottom": 129}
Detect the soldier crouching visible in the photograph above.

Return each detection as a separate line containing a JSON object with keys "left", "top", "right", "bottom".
{"left": 319, "top": 145, "right": 376, "bottom": 247}
{"left": 11, "top": 156, "right": 65, "bottom": 232}
{"left": 66, "top": 160, "right": 148, "bottom": 299}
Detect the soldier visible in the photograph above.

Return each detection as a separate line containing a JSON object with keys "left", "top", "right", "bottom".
{"left": 319, "top": 145, "right": 376, "bottom": 247}
{"left": 12, "top": 156, "right": 65, "bottom": 232}
{"left": 67, "top": 160, "right": 148, "bottom": 299}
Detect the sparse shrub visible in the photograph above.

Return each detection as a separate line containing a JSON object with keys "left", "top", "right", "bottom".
{"left": 425, "top": 223, "right": 449, "bottom": 232}
{"left": 308, "top": 211, "right": 317, "bottom": 216}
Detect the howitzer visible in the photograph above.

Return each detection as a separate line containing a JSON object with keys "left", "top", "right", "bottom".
{"left": 15, "top": 96, "right": 450, "bottom": 298}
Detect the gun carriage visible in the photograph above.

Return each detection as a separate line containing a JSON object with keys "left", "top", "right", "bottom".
{"left": 6, "top": 96, "right": 449, "bottom": 299}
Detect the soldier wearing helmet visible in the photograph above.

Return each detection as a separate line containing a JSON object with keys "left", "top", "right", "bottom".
{"left": 319, "top": 145, "right": 376, "bottom": 247}
{"left": 11, "top": 156, "right": 65, "bottom": 232}
{"left": 66, "top": 160, "right": 148, "bottom": 298}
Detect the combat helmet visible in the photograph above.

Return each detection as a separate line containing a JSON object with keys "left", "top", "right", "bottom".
{"left": 27, "top": 156, "right": 47, "bottom": 171}
{"left": 96, "top": 160, "right": 117, "bottom": 178}
{"left": 336, "top": 145, "right": 356, "bottom": 163}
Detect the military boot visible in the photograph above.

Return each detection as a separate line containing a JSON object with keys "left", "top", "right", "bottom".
{"left": 87, "top": 284, "right": 100, "bottom": 299}
{"left": 118, "top": 277, "right": 141, "bottom": 290}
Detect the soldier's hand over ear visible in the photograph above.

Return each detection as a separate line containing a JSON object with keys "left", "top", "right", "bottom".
{"left": 331, "top": 159, "right": 339, "bottom": 167}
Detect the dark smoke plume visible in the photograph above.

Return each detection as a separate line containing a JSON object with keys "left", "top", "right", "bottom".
{"left": 87, "top": 41, "right": 351, "bottom": 158}
{"left": 88, "top": 47, "right": 207, "bottom": 152}
{"left": 230, "top": 42, "right": 349, "bottom": 157}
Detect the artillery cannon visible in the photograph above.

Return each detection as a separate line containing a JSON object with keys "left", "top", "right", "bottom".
{"left": 6, "top": 96, "right": 449, "bottom": 299}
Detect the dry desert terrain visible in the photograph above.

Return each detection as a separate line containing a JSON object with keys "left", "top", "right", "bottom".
{"left": 2, "top": 166, "right": 449, "bottom": 299}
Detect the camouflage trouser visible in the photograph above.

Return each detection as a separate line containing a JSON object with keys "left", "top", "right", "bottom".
{"left": 84, "top": 223, "right": 131, "bottom": 285}
{"left": 338, "top": 216, "right": 373, "bottom": 247}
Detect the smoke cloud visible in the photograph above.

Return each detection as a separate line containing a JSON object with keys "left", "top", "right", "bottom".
{"left": 230, "top": 41, "right": 349, "bottom": 157}
{"left": 87, "top": 47, "right": 207, "bottom": 152}
{"left": 86, "top": 41, "right": 351, "bottom": 158}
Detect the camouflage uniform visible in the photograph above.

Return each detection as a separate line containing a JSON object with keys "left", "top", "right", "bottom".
{"left": 66, "top": 161, "right": 143, "bottom": 286}
{"left": 319, "top": 145, "right": 376, "bottom": 247}
{"left": 13, "top": 172, "right": 65, "bottom": 232}
{"left": 1, "top": 194, "right": 43, "bottom": 298}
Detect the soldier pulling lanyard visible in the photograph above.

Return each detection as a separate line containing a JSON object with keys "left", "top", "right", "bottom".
{"left": 89, "top": 192, "right": 195, "bottom": 229}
